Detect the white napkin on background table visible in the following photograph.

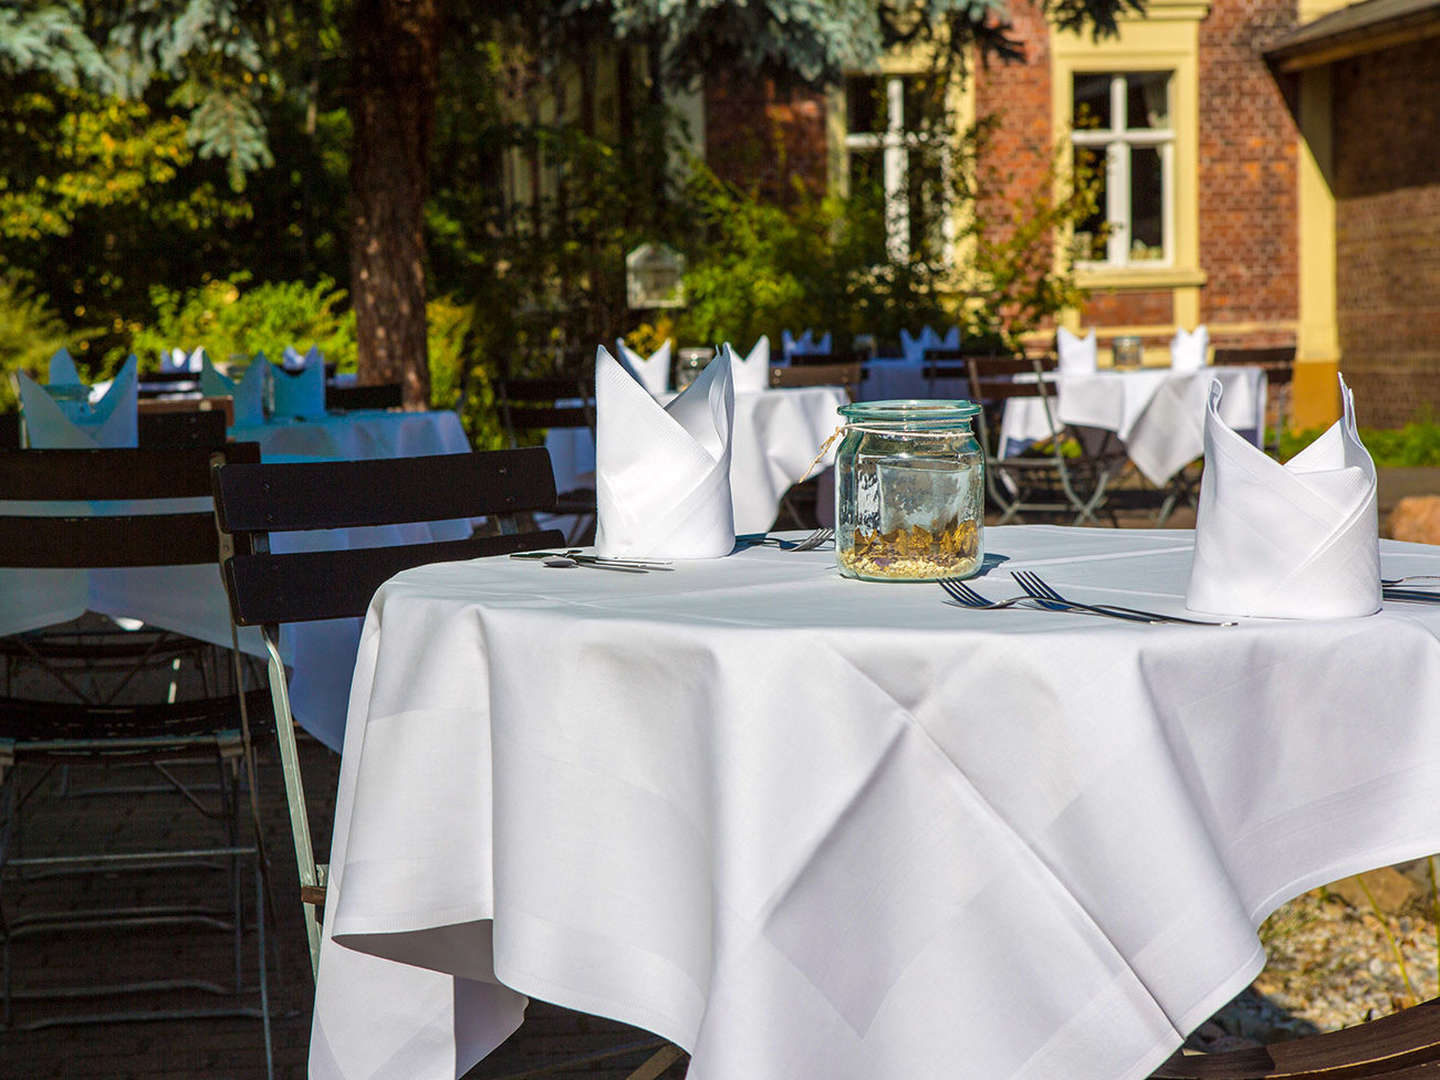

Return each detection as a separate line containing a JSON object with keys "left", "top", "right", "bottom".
{"left": 161, "top": 347, "right": 206, "bottom": 373}
{"left": 615, "top": 339, "right": 672, "bottom": 396}
{"left": 595, "top": 342, "right": 735, "bottom": 559}
{"left": 900, "top": 325, "right": 960, "bottom": 363}
{"left": 730, "top": 335, "right": 772, "bottom": 395}
{"left": 781, "top": 328, "right": 832, "bottom": 363}
{"left": 49, "top": 347, "right": 81, "bottom": 385}
{"left": 1057, "top": 327, "right": 1098, "bottom": 374}
{"left": 270, "top": 350, "right": 326, "bottom": 418}
{"left": 1186, "top": 374, "right": 1379, "bottom": 619}
{"left": 19, "top": 355, "right": 139, "bottom": 448}
{"left": 1170, "top": 325, "right": 1209, "bottom": 373}
{"left": 201, "top": 354, "right": 267, "bottom": 425}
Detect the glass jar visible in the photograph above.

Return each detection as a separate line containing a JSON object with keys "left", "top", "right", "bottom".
{"left": 834, "top": 399, "right": 984, "bottom": 582}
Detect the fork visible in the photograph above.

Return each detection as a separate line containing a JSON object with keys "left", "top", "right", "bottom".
{"left": 1010, "top": 569, "right": 1238, "bottom": 627}
{"left": 1382, "top": 575, "right": 1440, "bottom": 586}
{"left": 737, "top": 527, "right": 834, "bottom": 552}
{"left": 939, "top": 577, "right": 1156, "bottom": 623}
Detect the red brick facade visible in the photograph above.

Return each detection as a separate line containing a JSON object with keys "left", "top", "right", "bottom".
{"left": 703, "top": 74, "right": 828, "bottom": 199}
{"left": 1332, "top": 38, "right": 1440, "bottom": 428}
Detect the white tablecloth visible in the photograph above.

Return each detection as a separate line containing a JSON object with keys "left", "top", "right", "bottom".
{"left": 311, "top": 527, "right": 1440, "bottom": 1080}
{"left": 859, "top": 356, "right": 968, "bottom": 402}
{"left": 0, "top": 409, "right": 471, "bottom": 752}
{"left": 545, "top": 386, "right": 847, "bottom": 534}
{"left": 1000, "top": 366, "right": 1268, "bottom": 485}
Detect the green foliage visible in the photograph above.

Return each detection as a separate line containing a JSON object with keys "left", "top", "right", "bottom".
{"left": 1279, "top": 414, "right": 1440, "bottom": 467}
{"left": 0, "top": 276, "right": 91, "bottom": 411}
{"left": 0, "top": 2, "right": 112, "bottom": 88}
{"left": 122, "top": 273, "right": 358, "bottom": 370}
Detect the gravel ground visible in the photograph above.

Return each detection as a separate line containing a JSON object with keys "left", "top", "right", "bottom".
{"left": 1188, "top": 878, "right": 1440, "bottom": 1052}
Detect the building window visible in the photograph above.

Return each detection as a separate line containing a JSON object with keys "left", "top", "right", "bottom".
{"left": 844, "top": 73, "right": 948, "bottom": 264}
{"left": 1072, "top": 71, "right": 1173, "bottom": 267}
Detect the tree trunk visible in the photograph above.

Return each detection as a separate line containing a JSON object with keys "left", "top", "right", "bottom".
{"left": 348, "top": 0, "right": 441, "bottom": 407}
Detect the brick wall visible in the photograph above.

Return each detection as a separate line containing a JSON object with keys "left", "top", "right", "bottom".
{"left": 703, "top": 74, "right": 828, "bottom": 198}
{"left": 1197, "top": 0, "right": 1301, "bottom": 334}
{"left": 1332, "top": 39, "right": 1440, "bottom": 428}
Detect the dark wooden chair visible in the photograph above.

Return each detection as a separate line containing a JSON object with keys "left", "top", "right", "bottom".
{"left": 0, "top": 412, "right": 19, "bottom": 449}
{"left": 965, "top": 353, "right": 1117, "bottom": 524}
{"left": 0, "top": 441, "right": 275, "bottom": 1076}
{"left": 210, "top": 447, "right": 563, "bottom": 977}
{"left": 494, "top": 371, "right": 598, "bottom": 545}
{"left": 1213, "top": 346, "right": 1296, "bottom": 452}
{"left": 325, "top": 382, "right": 403, "bottom": 412}
{"left": 1152, "top": 995, "right": 1440, "bottom": 1078}
{"left": 138, "top": 403, "right": 232, "bottom": 448}
{"left": 770, "top": 360, "right": 863, "bottom": 400}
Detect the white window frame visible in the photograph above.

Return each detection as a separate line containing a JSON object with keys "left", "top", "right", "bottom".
{"left": 1072, "top": 71, "right": 1175, "bottom": 269}
{"left": 843, "top": 74, "right": 950, "bottom": 263}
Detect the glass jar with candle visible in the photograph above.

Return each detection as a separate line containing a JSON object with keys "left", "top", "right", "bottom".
{"left": 834, "top": 399, "right": 984, "bottom": 582}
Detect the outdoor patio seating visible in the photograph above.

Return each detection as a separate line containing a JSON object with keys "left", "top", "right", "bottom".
{"left": 210, "top": 447, "right": 564, "bottom": 977}
{"left": 0, "top": 441, "right": 275, "bottom": 1077}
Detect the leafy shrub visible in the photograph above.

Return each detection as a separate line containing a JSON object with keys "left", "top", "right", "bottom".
{"left": 1279, "top": 415, "right": 1440, "bottom": 467}
{"left": 0, "top": 276, "right": 90, "bottom": 410}
{"left": 121, "top": 273, "right": 357, "bottom": 372}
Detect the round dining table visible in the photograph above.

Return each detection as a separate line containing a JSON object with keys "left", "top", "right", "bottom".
{"left": 309, "top": 525, "right": 1440, "bottom": 1080}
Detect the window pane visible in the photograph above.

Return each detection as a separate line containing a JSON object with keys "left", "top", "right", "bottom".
{"left": 1073, "top": 74, "right": 1111, "bottom": 131}
{"left": 903, "top": 74, "right": 946, "bottom": 135}
{"left": 1072, "top": 147, "right": 1108, "bottom": 261}
{"left": 907, "top": 147, "right": 946, "bottom": 262}
{"left": 846, "top": 77, "right": 886, "bottom": 135}
{"left": 1130, "top": 146, "right": 1164, "bottom": 260}
{"left": 1125, "top": 72, "right": 1170, "bottom": 130}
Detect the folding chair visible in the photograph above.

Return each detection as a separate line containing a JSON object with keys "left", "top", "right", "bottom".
{"left": 1213, "top": 346, "right": 1295, "bottom": 455}
{"left": 965, "top": 353, "right": 1117, "bottom": 524}
{"left": 138, "top": 406, "right": 230, "bottom": 449}
{"left": 769, "top": 360, "right": 863, "bottom": 400}
{"left": 210, "top": 447, "right": 564, "bottom": 978}
{"left": 494, "top": 371, "right": 598, "bottom": 545}
{"left": 0, "top": 442, "right": 276, "bottom": 1077}
{"left": 1151, "top": 995, "right": 1440, "bottom": 1078}
{"left": 325, "top": 382, "right": 403, "bottom": 412}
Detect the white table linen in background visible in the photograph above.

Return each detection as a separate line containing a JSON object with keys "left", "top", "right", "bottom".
{"left": 999, "top": 365, "right": 1267, "bottom": 484}
{"left": 545, "top": 385, "right": 847, "bottom": 535}
{"left": 311, "top": 526, "right": 1440, "bottom": 1080}
{"left": 0, "top": 409, "right": 471, "bottom": 752}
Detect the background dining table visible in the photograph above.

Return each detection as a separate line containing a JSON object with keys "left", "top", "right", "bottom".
{"left": 309, "top": 526, "right": 1440, "bottom": 1080}
{"left": 0, "top": 407, "right": 471, "bottom": 752}
{"left": 544, "top": 384, "right": 848, "bottom": 534}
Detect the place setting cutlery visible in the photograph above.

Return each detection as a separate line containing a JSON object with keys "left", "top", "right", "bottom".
{"left": 734, "top": 526, "right": 835, "bottom": 552}
{"left": 509, "top": 549, "right": 675, "bottom": 573}
{"left": 940, "top": 569, "right": 1237, "bottom": 627}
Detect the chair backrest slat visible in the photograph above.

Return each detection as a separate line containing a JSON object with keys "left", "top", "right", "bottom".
{"left": 1212, "top": 346, "right": 1296, "bottom": 386}
{"left": 222, "top": 532, "right": 562, "bottom": 625}
{"left": 769, "top": 362, "right": 862, "bottom": 396}
{"left": 138, "top": 409, "right": 230, "bottom": 449}
{"left": 212, "top": 448, "right": 557, "bottom": 534}
{"left": 326, "top": 383, "right": 403, "bottom": 411}
{"left": 0, "top": 443, "right": 259, "bottom": 501}
{"left": 0, "top": 512, "right": 222, "bottom": 569}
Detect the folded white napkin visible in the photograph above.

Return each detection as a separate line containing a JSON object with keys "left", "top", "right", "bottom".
{"left": 782, "top": 329, "right": 832, "bottom": 362}
{"left": 200, "top": 354, "right": 267, "bottom": 425}
{"left": 1057, "top": 327, "right": 1098, "bottom": 375}
{"left": 49, "top": 348, "right": 82, "bottom": 385}
{"left": 1186, "top": 375, "right": 1379, "bottom": 619}
{"left": 19, "top": 355, "right": 139, "bottom": 448}
{"left": 269, "top": 351, "right": 326, "bottom": 418}
{"left": 161, "top": 347, "right": 206, "bottom": 373}
{"left": 594, "top": 342, "right": 735, "bottom": 559}
{"left": 901, "top": 325, "right": 962, "bottom": 363}
{"left": 614, "top": 339, "right": 672, "bottom": 396}
{"left": 282, "top": 344, "right": 323, "bottom": 372}
{"left": 730, "top": 335, "right": 772, "bottom": 394}
{"left": 1170, "top": 325, "right": 1209, "bottom": 373}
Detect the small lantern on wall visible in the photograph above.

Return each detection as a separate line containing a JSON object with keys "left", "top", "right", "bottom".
{"left": 626, "top": 243, "right": 686, "bottom": 310}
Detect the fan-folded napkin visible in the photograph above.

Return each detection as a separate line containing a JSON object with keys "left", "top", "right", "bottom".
{"left": 594, "top": 342, "right": 735, "bottom": 559}
{"left": 615, "top": 339, "right": 672, "bottom": 396}
{"left": 1186, "top": 374, "right": 1379, "bottom": 619}
{"left": 1170, "top": 325, "right": 1209, "bottom": 373}
{"left": 162, "top": 347, "right": 206, "bottom": 373}
{"left": 200, "top": 355, "right": 267, "bottom": 425}
{"left": 1057, "top": 327, "right": 1098, "bottom": 375}
{"left": 782, "top": 328, "right": 832, "bottom": 362}
{"left": 18, "top": 355, "right": 139, "bottom": 448}
{"left": 269, "top": 350, "right": 326, "bottom": 418}
{"left": 730, "top": 336, "right": 772, "bottom": 394}
{"left": 900, "top": 325, "right": 960, "bottom": 364}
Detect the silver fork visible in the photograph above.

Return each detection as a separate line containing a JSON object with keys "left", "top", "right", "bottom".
{"left": 939, "top": 577, "right": 1155, "bottom": 623}
{"left": 1010, "top": 570, "right": 1238, "bottom": 627}
{"left": 1382, "top": 575, "right": 1440, "bottom": 586}
{"left": 786, "top": 526, "right": 835, "bottom": 552}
